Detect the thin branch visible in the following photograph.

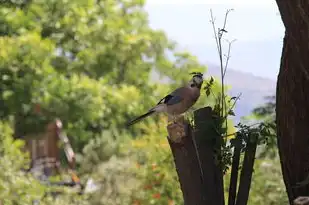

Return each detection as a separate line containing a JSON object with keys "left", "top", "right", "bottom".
{"left": 210, "top": 9, "right": 220, "bottom": 58}
{"left": 221, "top": 9, "right": 234, "bottom": 36}
{"left": 223, "top": 39, "right": 237, "bottom": 77}
{"left": 224, "top": 93, "right": 242, "bottom": 120}
{"left": 210, "top": 9, "right": 225, "bottom": 128}
{"left": 210, "top": 9, "right": 234, "bottom": 139}
{"left": 220, "top": 9, "right": 233, "bottom": 134}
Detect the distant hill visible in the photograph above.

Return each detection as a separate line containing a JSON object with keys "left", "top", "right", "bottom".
{"left": 206, "top": 63, "right": 276, "bottom": 122}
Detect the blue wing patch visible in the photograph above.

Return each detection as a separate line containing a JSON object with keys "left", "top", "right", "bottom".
{"left": 158, "top": 95, "right": 172, "bottom": 104}
{"left": 157, "top": 94, "right": 183, "bottom": 105}
{"left": 165, "top": 95, "right": 183, "bottom": 105}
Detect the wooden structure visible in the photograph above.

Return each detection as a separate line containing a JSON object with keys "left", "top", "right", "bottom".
{"left": 167, "top": 107, "right": 258, "bottom": 205}
{"left": 22, "top": 119, "right": 76, "bottom": 177}
{"left": 167, "top": 107, "right": 225, "bottom": 205}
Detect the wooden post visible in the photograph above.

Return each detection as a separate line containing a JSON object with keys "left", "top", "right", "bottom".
{"left": 166, "top": 107, "right": 259, "bottom": 205}
{"left": 167, "top": 117, "right": 206, "bottom": 205}
{"left": 193, "top": 107, "right": 225, "bottom": 205}
{"left": 235, "top": 135, "right": 258, "bottom": 205}
{"left": 167, "top": 107, "right": 227, "bottom": 205}
{"left": 228, "top": 137, "right": 241, "bottom": 205}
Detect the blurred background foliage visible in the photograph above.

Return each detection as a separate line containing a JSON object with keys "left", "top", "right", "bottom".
{"left": 0, "top": 0, "right": 286, "bottom": 204}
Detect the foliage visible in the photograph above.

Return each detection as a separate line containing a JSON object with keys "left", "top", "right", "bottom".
{"left": 0, "top": 121, "right": 91, "bottom": 205}
{"left": 249, "top": 95, "right": 277, "bottom": 158}
{"left": 128, "top": 121, "right": 183, "bottom": 205}
{"left": 252, "top": 96, "right": 276, "bottom": 121}
{"left": 0, "top": 1, "right": 288, "bottom": 205}
{"left": 0, "top": 0, "right": 209, "bottom": 203}
{"left": 203, "top": 9, "right": 285, "bottom": 205}
{"left": 76, "top": 129, "right": 122, "bottom": 174}
{"left": 0, "top": 121, "right": 44, "bottom": 204}
{"left": 248, "top": 158, "right": 288, "bottom": 204}
{"left": 0, "top": 0, "right": 206, "bottom": 203}
{"left": 85, "top": 156, "right": 140, "bottom": 205}
{"left": 0, "top": 0, "right": 206, "bottom": 151}
{"left": 82, "top": 118, "right": 287, "bottom": 205}
{"left": 223, "top": 156, "right": 288, "bottom": 205}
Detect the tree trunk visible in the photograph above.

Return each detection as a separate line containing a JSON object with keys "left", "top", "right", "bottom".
{"left": 276, "top": 0, "right": 309, "bottom": 203}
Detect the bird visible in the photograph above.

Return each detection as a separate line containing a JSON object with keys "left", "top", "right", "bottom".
{"left": 126, "top": 73, "right": 204, "bottom": 126}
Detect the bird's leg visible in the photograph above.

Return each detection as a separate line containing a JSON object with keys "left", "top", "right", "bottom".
{"left": 173, "top": 115, "right": 178, "bottom": 125}
{"left": 167, "top": 114, "right": 176, "bottom": 126}
{"left": 171, "top": 114, "right": 175, "bottom": 123}
{"left": 168, "top": 113, "right": 184, "bottom": 126}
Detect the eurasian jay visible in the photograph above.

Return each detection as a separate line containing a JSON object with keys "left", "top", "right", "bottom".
{"left": 127, "top": 73, "right": 204, "bottom": 126}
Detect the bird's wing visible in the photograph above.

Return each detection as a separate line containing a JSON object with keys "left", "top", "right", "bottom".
{"left": 165, "top": 95, "right": 183, "bottom": 105}
{"left": 156, "top": 87, "right": 184, "bottom": 106}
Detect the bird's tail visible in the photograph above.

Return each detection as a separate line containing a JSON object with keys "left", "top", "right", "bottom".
{"left": 126, "top": 110, "right": 156, "bottom": 127}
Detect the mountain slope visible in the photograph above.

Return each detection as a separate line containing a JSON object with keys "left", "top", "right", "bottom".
{"left": 206, "top": 63, "right": 276, "bottom": 121}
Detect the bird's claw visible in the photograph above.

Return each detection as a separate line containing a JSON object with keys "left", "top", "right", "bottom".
{"left": 167, "top": 119, "right": 181, "bottom": 127}
{"left": 167, "top": 121, "right": 176, "bottom": 126}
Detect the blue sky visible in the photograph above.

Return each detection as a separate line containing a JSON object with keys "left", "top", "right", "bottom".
{"left": 145, "top": 0, "right": 285, "bottom": 80}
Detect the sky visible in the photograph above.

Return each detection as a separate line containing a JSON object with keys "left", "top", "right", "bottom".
{"left": 145, "top": 0, "right": 285, "bottom": 80}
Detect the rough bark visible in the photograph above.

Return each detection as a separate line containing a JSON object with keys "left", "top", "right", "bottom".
{"left": 276, "top": 0, "right": 309, "bottom": 203}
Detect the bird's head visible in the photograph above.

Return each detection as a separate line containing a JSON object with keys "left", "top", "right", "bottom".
{"left": 189, "top": 72, "right": 204, "bottom": 89}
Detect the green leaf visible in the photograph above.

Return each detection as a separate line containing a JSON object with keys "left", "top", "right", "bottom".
{"left": 228, "top": 110, "right": 235, "bottom": 116}
{"left": 206, "top": 89, "right": 211, "bottom": 97}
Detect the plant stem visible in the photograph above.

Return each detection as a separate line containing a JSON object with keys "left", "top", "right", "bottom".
{"left": 210, "top": 9, "right": 233, "bottom": 138}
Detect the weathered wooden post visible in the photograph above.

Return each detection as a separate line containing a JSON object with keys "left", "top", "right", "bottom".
{"left": 235, "top": 134, "right": 258, "bottom": 205}
{"left": 228, "top": 137, "right": 241, "bottom": 205}
{"left": 167, "top": 116, "right": 206, "bottom": 205}
{"left": 167, "top": 105, "right": 261, "bottom": 205}
{"left": 193, "top": 107, "right": 225, "bottom": 205}
{"left": 167, "top": 106, "right": 225, "bottom": 205}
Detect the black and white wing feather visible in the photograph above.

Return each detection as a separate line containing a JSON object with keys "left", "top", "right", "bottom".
{"left": 126, "top": 88, "right": 184, "bottom": 127}
{"left": 156, "top": 88, "right": 184, "bottom": 106}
